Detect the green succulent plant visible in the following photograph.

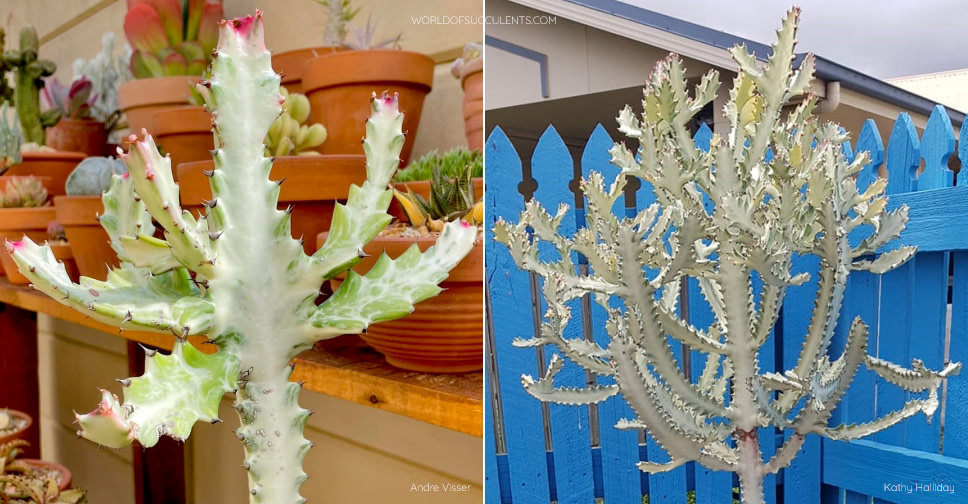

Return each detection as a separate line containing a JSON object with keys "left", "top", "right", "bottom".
{"left": 393, "top": 147, "right": 482, "bottom": 182}
{"left": 264, "top": 88, "right": 327, "bottom": 156}
{"left": 0, "top": 104, "right": 23, "bottom": 170}
{"left": 0, "top": 440, "right": 86, "bottom": 503}
{"left": 2, "top": 27, "right": 60, "bottom": 145}
{"left": 1, "top": 176, "right": 48, "bottom": 208}
{"left": 393, "top": 156, "right": 482, "bottom": 231}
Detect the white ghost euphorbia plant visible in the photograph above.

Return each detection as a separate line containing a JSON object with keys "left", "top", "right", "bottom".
{"left": 494, "top": 9, "right": 959, "bottom": 504}
{"left": 7, "top": 12, "right": 475, "bottom": 504}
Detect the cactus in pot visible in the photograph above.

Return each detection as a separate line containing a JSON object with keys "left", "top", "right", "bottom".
{"left": 0, "top": 103, "right": 24, "bottom": 170}
{"left": 64, "top": 156, "right": 127, "bottom": 196}
{"left": 494, "top": 10, "right": 959, "bottom": 504}
{"left": 8, "top": 11, "right": 476, "bottom": 504}
{"left": 393, "top": 156, "right": 483, "bottom": 232}
{"left": 1, "top": 176, "right": 48, "bottom": 208}
{"left": 264, "top": 88, "right": 327, "bottom": 156}
{"left": 3, "top": 26, "right": 60, "bottom": 145}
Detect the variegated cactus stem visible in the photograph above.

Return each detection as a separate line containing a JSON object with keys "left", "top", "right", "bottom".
{"left": 7, "top": 11, "right": 476, "bottom": 504}
{"left": 495, "top": 9, "right": 959, "bottom": 504}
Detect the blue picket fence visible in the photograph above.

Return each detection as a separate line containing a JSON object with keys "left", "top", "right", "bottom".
{"left": 485, "top": 104, "right": 968, "bottom": 503}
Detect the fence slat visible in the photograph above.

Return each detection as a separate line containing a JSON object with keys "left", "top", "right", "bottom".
{"left": 874, "top": 113, "right": 921, "bottom": 450}
{"left": 855, "top": 120, "right": 885, "bottom": 192}
{"left": 781, "top": 253, "right": 822, "bottom": 503}
{"left": 532, "top": 126, "right": 595, "bottom": 504}
{"left": 946, "top": 252, "right": 968, "bottom": 456}
{"left": 918, "top": 105, "right": 955, "bottom": 190}
{"left": 687, "top": 125, "right": 735, "bottom": 504}
{"left": 903, "top": 106, "right": 953, "bottom": 453}
{"left": 957, "top": 119, "right": 968, "bottom": 187}
{"left": 485, "top": 127, "right": 551, "bottom": 503}
{"left": 581, "top": 124, "right": 643, "bottom": 503}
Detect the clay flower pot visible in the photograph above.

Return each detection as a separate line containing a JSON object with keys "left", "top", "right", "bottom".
{"left": 389, "top": 177, "right": 484, "bottom": 223}
{"left": 154, "top": 106, "right": 213, "bottom": 178}
{"left": 178, "top": 155, "right": 366, "bottom": 254}
{"left": 272, "top": 46, "right": 342, "bottom": 94}
{"left": 0, "top": 207, "right": 56, "bottom": 276}
{"left": 45, "top": 118, "right": 108, "bottom": 157}
{"left": 320, "top": 231, "right": 484, "bottom": 373}
{"left": 0, "top": 410, "right": 32, "bottom": 446}
{"left": 54, "top": 196, "right": 117, "bottom": 280}
{"left": 458, "top": 58, "right": 483, "bottom": 151}
{"left": 118, "top": 76, "right": 200, "bottom": 135}
{"left": 4, "top": 152, "right": 85, "bottom": 196}
{"left": 302, "top": 50, "right": 434, "bottom": 165}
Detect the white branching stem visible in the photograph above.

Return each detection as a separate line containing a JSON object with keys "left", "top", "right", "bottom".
{"left": 735, "top": 429, "right": 765, "bottom": 504}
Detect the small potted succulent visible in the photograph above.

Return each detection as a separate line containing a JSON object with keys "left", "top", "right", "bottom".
{"left": 178, "top": 85, "right": 342, "bottom": 254}
{"left": 270, "top": 0, "right": 359, "bottom": 94}
{"left": 41, "top": 76, "right": 106, "bottom": 156}
{"left": 0, "top": 410, "right": 32, "bottom": 447}
{"left": 71, "top": 31, "right": 129, "bottom": 148}
{"left": 54, "top": 156, "right": 127, "bottom": 280}
{"left": 0, "top": 176, "right": 54, "bottom": 279}
{"left": 1, "top": 28, "right": 84, "bottom": 185}
{"left": 0, "top": 440, "right": 85, "bottom": 502}
{"left": 389, "top": 147, "right": 483, "bottom": 221}
{"left": 450, "top": 42, "right": 483, "bottom": 151}
{"left": 321, "top": 155, "right": 484, "bottom": 372}
{"left": 301, "top": 3, "right": 432, "bottom": 164}
{"left": 118, "top": 0, "right": 222, "bottom": 134}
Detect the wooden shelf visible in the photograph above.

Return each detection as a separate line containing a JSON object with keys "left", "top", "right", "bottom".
{"left": 0, "top": 278, "right": 483, "bottom": 437}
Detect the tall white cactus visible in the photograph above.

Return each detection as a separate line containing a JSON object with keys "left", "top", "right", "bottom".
{"left": 7, "top": 12, "right": 476, "bottom": 504}
{"left": 494, "top": 9, "right": 959, "bottom": 504}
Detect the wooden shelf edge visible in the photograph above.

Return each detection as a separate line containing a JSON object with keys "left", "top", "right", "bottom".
{"left": 0, "top": 278, "right": 483, "bottom": 437}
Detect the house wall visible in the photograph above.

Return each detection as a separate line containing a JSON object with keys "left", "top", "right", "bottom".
{"left": 486, "top": 0, "right": 705, "bottom": 110}
{"left": 2, "top": 0, "right": 483, "bottom": 159}
{"left": 8, "top": 0, "right": 483, "bottom": 501}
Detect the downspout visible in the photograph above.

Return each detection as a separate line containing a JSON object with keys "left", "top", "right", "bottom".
{"left": 820, "top": 80, "right": 841, "bottom": 113}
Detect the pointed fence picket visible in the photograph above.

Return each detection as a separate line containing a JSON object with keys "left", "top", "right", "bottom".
{"left": 485, "top": 105, "right": 968, "bottom": 504}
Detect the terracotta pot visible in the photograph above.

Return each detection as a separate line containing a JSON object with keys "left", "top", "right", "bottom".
{"left": 459, "top": 59, "right": 483, "bottom": 151}
{"left": 18, "top": 459, "right": 73, "bottom": 491}
{"left": 55, "top": 196, "right": 117, "bottom": 280}
{"left": 0, "top": 207, "right": 56, "bottom": 276}
{"left": 154, "top": 106, "right": 213, "bottom": 178}
{"left": 119, "top": 76, "right": 200, "bottom": 136}
{"left": 4, "top": 151, "right": 85, "bottom": 196}
{"left": 272, "top": 46, "right": 342, "bottom": 94}
{"left": 45, "top": 118, "right": 108, "bottom": 156}
{"left": 0, "top": 241, "right": 76, "bottom": 285}
{"left": 320, "top": 232, "right": 483, "bottom": 373}
{"left": 0, "top": 410, "right": 32, "bottom": 446}
{"left": 177, "top": 155, "right": 366, "bottom": 254}
{"left": 302, "top": 50, "right": 434, "bottom": 165}
{"left": 389, "top": 177, "right": 484, "bottom": 223}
